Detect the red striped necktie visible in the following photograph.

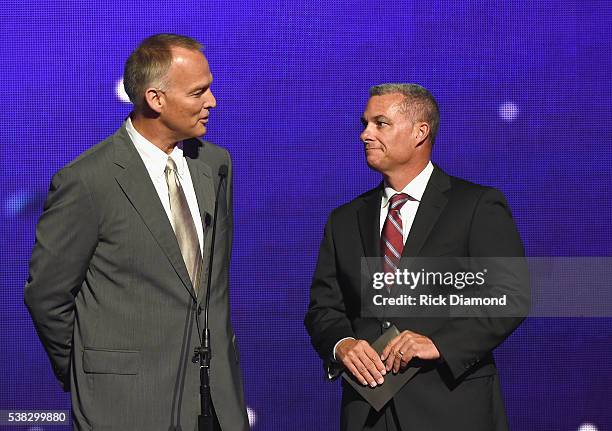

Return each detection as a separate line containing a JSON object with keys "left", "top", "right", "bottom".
{"left": 381, "top": 193, "right": 413, "bottom": 277}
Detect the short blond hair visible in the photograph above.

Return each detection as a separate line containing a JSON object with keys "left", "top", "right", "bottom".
{"left": 123, "top": 34, "right": 202, "bottom": 107}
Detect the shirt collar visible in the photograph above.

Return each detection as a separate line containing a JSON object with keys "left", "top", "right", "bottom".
{"left": 125, "top": 117, "right": 186, "bottom": 180}
{"left": 382, "top": 161, "right": 434, "bottom": 208}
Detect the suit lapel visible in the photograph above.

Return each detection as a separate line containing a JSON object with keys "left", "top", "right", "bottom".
{"left": 402, "top": 166, "right": 450, "bottom": 257}
{"left": 185, "top": 157, "right": 214, "bottom": 236}
{"left": 357, "top": 185, "right": 384, "bottom": 275}
{"left": 183, "top": 138, "right": 215, "bottom": 233}
{"left": 184, "top": 155, "right": 216, "bottom": 306}
{"left": 112, "top": 125, "right": 197, "bottom": 302}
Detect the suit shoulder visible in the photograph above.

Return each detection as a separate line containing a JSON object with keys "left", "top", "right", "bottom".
{"left": 198, "top": 139, "right": 231, "bottom": 162}
{"left": 448, "top": 174, "right": 486, "bottom": 192}
{"left": 447, "top": 174, "right": 506, "bottom": 201}
{"left": 329, "top": 186, "right": 380, "bottom": 219}
{"left": 441, "top": 174, "right": 513, "bottom": 221}
{"left": 54, "top": 134, "right": 116, "bottom": 180}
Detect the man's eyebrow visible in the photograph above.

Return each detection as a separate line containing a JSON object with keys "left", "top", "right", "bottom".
{"left": 189, "top": 86, "right": 207, "bottom": 93}
{"left": 188, "top": 81, "right": 212, "bottom": 93}
{"left": 361, "top": 115, "right": 391, "bottom": 124}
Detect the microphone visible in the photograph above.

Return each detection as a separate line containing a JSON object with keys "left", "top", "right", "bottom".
{"left": 197, "top": 164, "right": 228, "bottom": 431}
{"left": 204, "top": 164, "right": 227, "bottom": 335}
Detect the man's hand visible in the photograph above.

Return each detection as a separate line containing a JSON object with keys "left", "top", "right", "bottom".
{"left": 336, "top": 338, "right": 386, "bottom": 387}
{"left": 381, "top": 330, "right": 440, "bottom": 373}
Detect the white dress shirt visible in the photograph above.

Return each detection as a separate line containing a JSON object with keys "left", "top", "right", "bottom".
{"left": 125, "top": 118, "right": 204, "bottom": 253}
{"left": 332, "top": 161, "right": 434, "bottom": 360}
{"left": 379, "top": 161, "right": 434, "bottom": 242}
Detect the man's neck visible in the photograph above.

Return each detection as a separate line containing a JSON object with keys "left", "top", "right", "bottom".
{"left": 131, "top": 115, "right": 177, "bottom": 155}
{"left": 383, "top": 160, "right": 430, "bottom": 191}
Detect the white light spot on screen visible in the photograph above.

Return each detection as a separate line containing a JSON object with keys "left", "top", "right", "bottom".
{"left": 116, "top": 77, "right": 131, "bottom": 103}
{"left": 578, "top": 423, "right": 599, "bottom": 431}
{"left": 498, "top": 101, "right": 519, "bottom": 122}
{"left": 28, "top": 427, "right": 44, "bottom": 431}
{"left": 247, "top": 406, "right": 257, "bottom": 427}
{"left": 4, "top": 191, "right": 32, "bottom": 217}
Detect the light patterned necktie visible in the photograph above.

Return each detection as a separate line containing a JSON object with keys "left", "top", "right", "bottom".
{"left": 165, "top": 157, "right": 202, "bottom": 292}
{"left": 381, "top": 193, "right": 413, "bottom": 280}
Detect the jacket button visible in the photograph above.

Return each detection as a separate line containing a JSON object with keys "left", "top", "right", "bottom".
{"left": 382, "top": 321, "right": 391, "bottom": 329}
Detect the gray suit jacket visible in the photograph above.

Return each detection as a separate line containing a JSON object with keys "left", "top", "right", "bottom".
{"left": 25, "top": 123, "right": 249, "bottom": 430}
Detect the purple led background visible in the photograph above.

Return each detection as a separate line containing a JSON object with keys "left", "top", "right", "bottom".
{"left": 1, "top": 1, "right": 611, "bottom": 429}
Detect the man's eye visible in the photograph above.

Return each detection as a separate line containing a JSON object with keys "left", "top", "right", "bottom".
{"left": 377, "top": 122, "right": 388, "bottom": 128}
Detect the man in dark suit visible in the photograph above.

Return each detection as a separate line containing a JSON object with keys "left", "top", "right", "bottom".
{"left": 305, "top": 83, "right": 528, "bottom": 430}
{"left": 25, "top": 34, "right": 248, "bottom": 430}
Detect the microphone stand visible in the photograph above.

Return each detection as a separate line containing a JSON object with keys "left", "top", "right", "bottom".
{"left": 194, "top": 165, "right": 227, "bottom": 431}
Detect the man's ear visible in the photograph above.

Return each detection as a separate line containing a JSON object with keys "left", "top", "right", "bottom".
{"left": 415, "top": 122, "right": 431, "bottom": 146}
{"left": 144, "top": 88, "right": 164, "bottom": 114}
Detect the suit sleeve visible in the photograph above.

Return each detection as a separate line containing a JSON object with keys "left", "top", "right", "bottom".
{"left": 304, "top": 214, "right": 356, "bottom": 375}
{"left": 428, "top": 187, "right": 530, "bottom": 380}
{"left": 24, "top": 167, "right": 98, "bottom": 390}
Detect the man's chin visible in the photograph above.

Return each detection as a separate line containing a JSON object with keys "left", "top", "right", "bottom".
{"left": 365, "top": 155, "right": 383, "bottom": 172}
{"left": 189, "top": 124, "right": 207, "bottom": 138}
{"left": 176, "top": 128, "right": 206, "bottom": 142}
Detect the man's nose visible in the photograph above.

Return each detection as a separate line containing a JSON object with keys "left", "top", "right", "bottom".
{"left": 360, "top": 126, "right": 372, "bottom": 143}
{"left": 205, "top": 90, "right": 217, "bottom": 109}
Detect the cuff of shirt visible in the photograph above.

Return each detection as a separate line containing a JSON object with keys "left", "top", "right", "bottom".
{"left": 332, "top": 337, "right": 355, "bottom": 361}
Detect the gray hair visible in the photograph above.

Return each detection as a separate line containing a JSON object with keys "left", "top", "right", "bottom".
{"left": 123, "top": 34, "right": 203, "bottom": 108}
{"left": 369, "top": 83, "right": 440, "bottom": 144}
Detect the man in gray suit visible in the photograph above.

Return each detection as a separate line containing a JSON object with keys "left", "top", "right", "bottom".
{"left": 25, "top": 34, "right": 248, "bottom": 430}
